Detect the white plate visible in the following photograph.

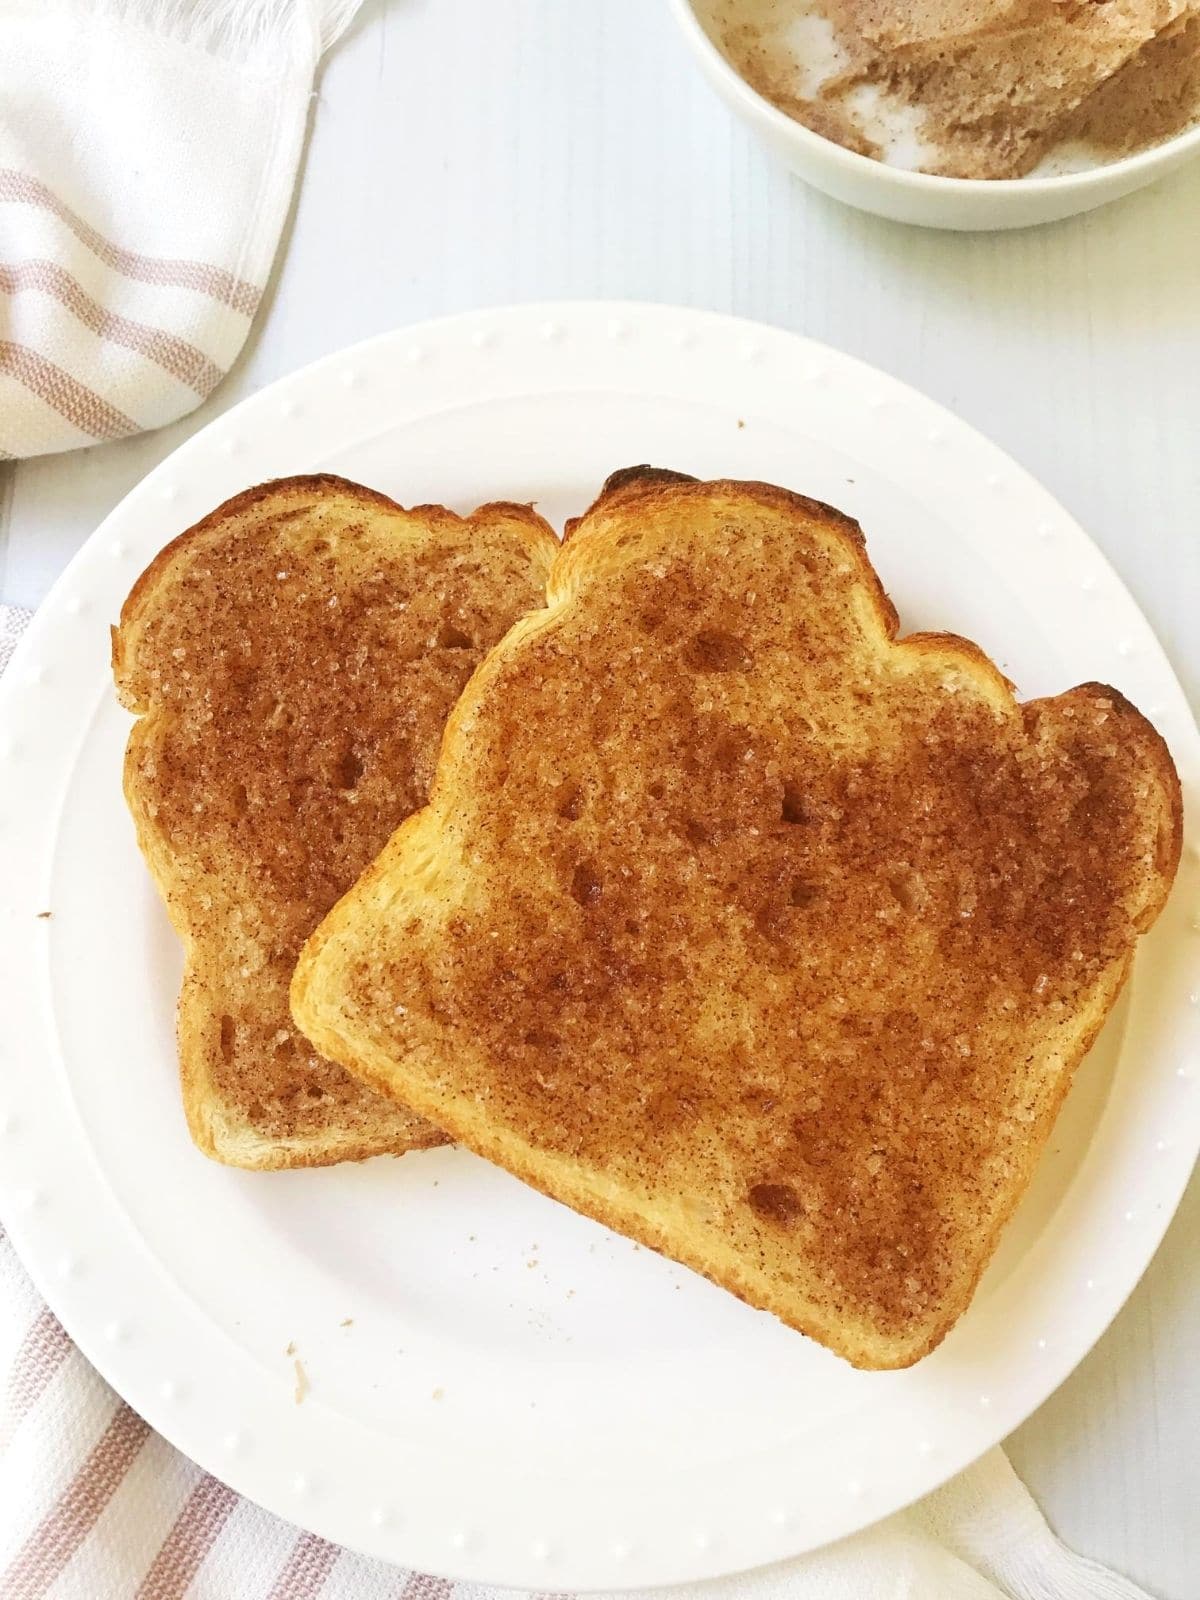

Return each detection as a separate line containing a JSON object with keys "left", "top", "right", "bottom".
{"left": 0, "top": 303, "right": 1197, "bottom": 1593}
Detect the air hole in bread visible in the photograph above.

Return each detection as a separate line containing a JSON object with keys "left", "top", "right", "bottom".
{"left": 888, "top": 869, "right": 925, "bottom": 914}
{"left": 790, "top": 878, "right": 821, "bottom": 908}
{"left": 781, "top": 782, "right": 809, "bottom": 825}
{"left": 555, "top": 781, "right": 584, "bottom": 821}
{"left": 747, "top": 1182, "right": 803, "bottom": 1225}
{"left": 231, "top": 781, "right": 248, "bottom": 814}
{"left": 524, "top": 1029, "right": 561, "bottom": 1052}
{"left": 686, "top": 629, "right": 751, "bottom": 673}
{"left": 648, "top": 781, "right": 666, "bottom": 801}
{"left": 437, "top": 624, "right": 472, "bottom": 650}
{"left": 219, "top": 1014, "right": 235, "bottom": 1063}
{"left": 638, "top": 609, "right": 663, "bottom": 634}
{"left": 335, "top": 745, "right": 364, "bottom": 789}
{"left": 570, "top": 861, "right": 603, "bottom": 906}
{"left": 683, "top": 817, "right": 711, "bottom": 848}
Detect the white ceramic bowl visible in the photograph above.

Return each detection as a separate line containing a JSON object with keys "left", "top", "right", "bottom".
{"left": 669, "top": 0, "right": 1200, "bottom": 230}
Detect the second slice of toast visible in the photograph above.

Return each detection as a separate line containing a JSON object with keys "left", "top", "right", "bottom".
{"left": 115, "top": 474, "right": 555, "bottom": 1168}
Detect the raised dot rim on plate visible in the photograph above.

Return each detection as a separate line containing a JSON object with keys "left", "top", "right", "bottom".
{"left": 370, "top": 1507, "right": 390, "bottom": 1528}
{"left": 404, "top": 345, "right": 426, "bottom": 364}
{"left": 280, "top": 399, "right": 301, "bottom": 419}
{"left": 738, "top": 341, "right": 762, "bottom": 362}
{"left": 159, "top": 484, "right": 179, "bottom": 503}
{"left": 64, "top": 596, "right": 84, "bottom": 615}
{"left": 292, "top": 1474, "right": 309, "bottom": 1495}
{"left": 529, "top": 1538, "right": 551, "bottom": 1562}
{"left": 607, "top": 318, "right": 629, "bottom": 340}
{"left": 224, "top": 1432, "right": 243, "bottom": 1453}
{"left": 219, "top": 436, "right": 241, "bottom": 454}
{"left": 340, "top": 370, "right": 361, "bottom": 389}
{"left": 104, "top": 1320, "right": 127, "bottom": 1342}
{"left": 471, "top": 330, "right": 495, "bottom": 349}
{"left": 538, "top": 320, "right": 563, "bottom": 342}
{"left": 109, "top": 541, "right": 127, "bottom": 559}
{"left": 159, "top": 1379, "right": 179, "bottom": 1401}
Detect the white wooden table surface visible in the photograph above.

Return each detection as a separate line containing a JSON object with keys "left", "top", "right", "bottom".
{"left": 2, "top": 1, "right": 1198, "bottom": 1593}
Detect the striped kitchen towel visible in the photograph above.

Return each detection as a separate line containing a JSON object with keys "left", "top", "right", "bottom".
{"left": 0, "top": 0, "right": 362, "bottom": 460}
{"left": 0, "top": 601, "right": 1158, "bottom": 1597}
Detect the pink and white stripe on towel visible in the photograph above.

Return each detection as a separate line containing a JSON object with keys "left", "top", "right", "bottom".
{"left": 0, "top": 0, "right": 362, "bottom": 460}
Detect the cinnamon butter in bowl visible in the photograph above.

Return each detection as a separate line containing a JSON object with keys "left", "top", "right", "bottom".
{"left": 670, "top": 0, "right": 1200, "bottom": 228}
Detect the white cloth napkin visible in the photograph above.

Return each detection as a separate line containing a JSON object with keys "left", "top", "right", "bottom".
{"left": 0, "top": 601, "right": 1159, "bottom": 1599}
{"left": 0, "top": 0, "right": 362, "bottom": 460}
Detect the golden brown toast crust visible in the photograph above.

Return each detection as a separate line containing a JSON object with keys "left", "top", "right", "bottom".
{"left": 292, "top": 470, "right": 1181, "bottom": 1358}
{"left": 115, "top": 474, "right": 556, "bottom": 1169}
